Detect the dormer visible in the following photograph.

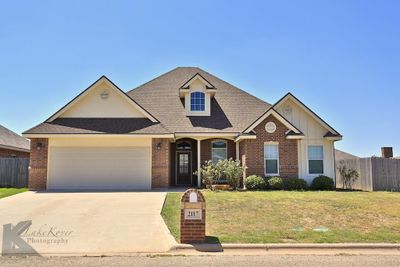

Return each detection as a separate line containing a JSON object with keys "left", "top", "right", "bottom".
{"left": 179, "top": 73, "right": 216, "bottom": 116}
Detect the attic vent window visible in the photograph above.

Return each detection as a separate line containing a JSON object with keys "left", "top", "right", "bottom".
{"left": 100, "top": 90, "right": 109, "bottom": 99}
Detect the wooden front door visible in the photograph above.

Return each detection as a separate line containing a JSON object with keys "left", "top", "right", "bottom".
{"left": 176, "top": 151, "right": 192, "bottom": 185}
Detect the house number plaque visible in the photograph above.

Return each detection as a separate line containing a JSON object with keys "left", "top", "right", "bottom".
{"left": 184, "top": 209, "right": 202, "bottom": 220}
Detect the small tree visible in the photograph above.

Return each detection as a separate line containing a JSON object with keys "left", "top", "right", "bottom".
{"left": 337, "top": 161, "right": 359, "bottom": 190}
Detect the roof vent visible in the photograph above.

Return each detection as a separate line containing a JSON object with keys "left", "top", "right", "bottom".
{"left": 100, "top": 90, "right": 109, "bottom": 99}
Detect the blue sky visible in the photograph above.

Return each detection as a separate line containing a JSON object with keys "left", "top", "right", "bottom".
{"left": 1, "top": 0, "right": 399, "bottom": 157}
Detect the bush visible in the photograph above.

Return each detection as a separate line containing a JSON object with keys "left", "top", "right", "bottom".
{"left": 215, "top": 158, "right": 243, "bottom": 189}
{"left": 283, "top": 178, "right": 308, "bottom": 191}
{"left": 267, "top": 176, "right": 284, "bottom": 190}
{"left": 310, "top": 175, "right": 334, "bottom": 190}
{"left": 245, "top": 175, "right": 266, "bottom": 190}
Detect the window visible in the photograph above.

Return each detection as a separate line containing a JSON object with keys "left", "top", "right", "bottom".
{"left": 212, "top": 140, "right": 227, "bottom": 164}
{"left": 308, "top": 145, "right": 324, "bottom": 174}
{"left": 177, "top": 141, "right": 191, "bottom": 150}
{"left": 264, "top": 143, "right": 279, "bottom": 175}
{"left": 190, "top": 92, "right": 205, "bottom": 111}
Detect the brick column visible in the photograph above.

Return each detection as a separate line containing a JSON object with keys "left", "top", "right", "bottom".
{"left": 152, "top": 138, "right": 170, "bottom": 188}
{"left": 28, "top": 138, "right": 48, "bottom": 190}
{"left": 180, "top": 189, "right": 206, "bottom": 243}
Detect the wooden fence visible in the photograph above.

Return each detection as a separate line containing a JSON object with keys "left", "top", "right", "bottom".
{"left": 336, "top": 157, "right": 400, "bottom": 192}
{"left": 0, "top": 158, "right": 29, "bottom": 188}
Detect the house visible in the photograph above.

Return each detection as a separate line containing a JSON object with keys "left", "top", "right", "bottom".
{"left": 0, "top": 124, "right": 30, "bottom": 158}
{"left": 23, "top": 67, "right": 342, "bottom": 190}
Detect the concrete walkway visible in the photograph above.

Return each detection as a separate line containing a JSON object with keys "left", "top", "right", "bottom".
{"left": 0, "top": 191, "right": 176, "bottom": 255}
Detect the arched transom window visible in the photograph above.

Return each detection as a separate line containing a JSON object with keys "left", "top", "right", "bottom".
{"left": 211, "top": 140, "right": 227, "bottom": 164}
{"left": 190, "top": 92, "right": 205, "bottom": 111}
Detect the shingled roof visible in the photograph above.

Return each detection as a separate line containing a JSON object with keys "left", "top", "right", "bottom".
{"left": 127, "top": 67, "right": 271, "bottom": 133}
{"left": 0, "top": 124, "right": 30, "bottom": 151}
{"left": 24, "top": 67, "right": 271, "bottom": 135}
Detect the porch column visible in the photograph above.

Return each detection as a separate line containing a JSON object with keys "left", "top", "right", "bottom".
{"left": 197, "top": 139, "right": 201, "bottom": 187}
{"left": 236, "top": 141, "right": 240, "bottom": 161}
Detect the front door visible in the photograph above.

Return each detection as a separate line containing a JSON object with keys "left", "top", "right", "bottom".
{"left": 176, "top": 152, "right": 192, "bottom": 185}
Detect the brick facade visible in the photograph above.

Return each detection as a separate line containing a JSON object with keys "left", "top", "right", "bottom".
{"left": 0, "top": 148, "right": 29, "bottom": 158}
{"left": 200, "top": 138, "right": 236, "bottom": 165}
{"left": 180, "top": 189, "right": 206, "bottom": 243}
{"left": 152, "top": 138, "right": 170, "bottom": 188}
{"left": 28, "top": 138, "right": 48, "bottom": 190}
{"left": 239, "top": 115, "right": 298, "bottom": 178}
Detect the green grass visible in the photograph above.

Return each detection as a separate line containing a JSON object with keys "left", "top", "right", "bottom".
{"left": 0, "top": 188, "right": 28, "bottom": 199}
{"left": 161, "top": 191, "right": 400, "bottom": 243}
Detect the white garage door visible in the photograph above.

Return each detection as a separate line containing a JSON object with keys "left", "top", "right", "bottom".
{"left": 48, "top": 146, "right": 151, "bottom": 190}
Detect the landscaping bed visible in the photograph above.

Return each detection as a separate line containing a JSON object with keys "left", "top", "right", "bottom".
{"left": 161, "top": 191, "right": 400, "bottom": 243}
{"left": 0, "top": 188, "right": 28, "bottom": 199}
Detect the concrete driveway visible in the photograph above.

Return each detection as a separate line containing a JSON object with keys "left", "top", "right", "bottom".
{"left": 0, "top": 191, "right": 176, "bottom": 256}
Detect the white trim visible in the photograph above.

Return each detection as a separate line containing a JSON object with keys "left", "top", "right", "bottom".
{"left": 264, "top": 141, "right": 280, "bottom": 176}
{"left": 274, "top": 94, "right": 339, "bottom": 135}
{"left": 211, "top": 139, "right": 228, "bottom": 164}
{"left": 325, "top": 136, "right": 342, "bottom": 141}
{"left": 307, "top": 144, "right": 324, "bottom": 175}
{"left": 234, "top": 135, "right": 256, "bottom": 142}
{"left": 47, "top": 76, "right": 158, "bottom": 123}
{"left": 235, "top": 141, "right": 240, "bottom": 160}
{"left": 23, "top": 134, "right": 174, "bottom": 139}
{"left": 0, "top": 144, "right": 30, "bottom": 153}
{"left": 180, "top": 73, "right": 215, "bottom": 89}
{"left": 244, "top": 109, "right": 302, "bottom": 134}
{"left": 286, "top": 135, "right": 305, "bottom": 140}
{"left": 197, "top": 139, "right": 201, "bottom": 187}
{"left": 175, "top": 133, "right": 237, "bottom": 140}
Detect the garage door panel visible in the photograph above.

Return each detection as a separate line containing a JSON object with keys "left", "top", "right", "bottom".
{"left": 48, "top": 147, "right": 151, "bottom": 190}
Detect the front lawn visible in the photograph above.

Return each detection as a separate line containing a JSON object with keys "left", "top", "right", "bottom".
{"left": 0, "top": 188, "right": 28, "bottom": 199}
{"left": 161, "top": 191, "right": 400, "bottom": 243}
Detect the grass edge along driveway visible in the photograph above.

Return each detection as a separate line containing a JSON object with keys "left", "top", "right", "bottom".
{"left": 0, "top": 188, "right": 28, "bottom": 199}
{"left": 161, "top": 191, "right": 400, "bottom": 243}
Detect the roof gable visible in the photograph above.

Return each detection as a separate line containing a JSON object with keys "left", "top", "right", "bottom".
{"left": 47, "top": 76, "right": 158, "bottom": 122}
{"left": 274, "top": 93, "right": 341, "bottom": 137}
{"left": 243, "top": 108, "right": 303, "bottom": 135}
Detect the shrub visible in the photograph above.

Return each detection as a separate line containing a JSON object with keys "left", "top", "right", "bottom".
{"left": 310, "top": 175, "right": 334, "bottom": 190}
{"left": 267, "top": 176, "right": 284, "bottom": 190}
{"left": 283, "top": 178, "right": 308, "bottom": 191}
{"left": 245, "top": 175, "right": 266, "bottom": 190}
{"left": 337, "top": 161, "right": 359, "bottom": 190}
{"left": 218, "top": 158, "right": 243, "bottom": 190}
{"left": 196, "top": 160, "right": 217, "bottom": 189}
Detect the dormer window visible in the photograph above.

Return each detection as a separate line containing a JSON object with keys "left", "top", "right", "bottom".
{"left": 179, "top": 73, "right": 216, "bottom": 116}
{"left": 190, "top": 92, "right": 205, "bottom": 111}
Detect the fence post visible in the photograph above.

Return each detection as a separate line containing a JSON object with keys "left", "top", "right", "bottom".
{"left": 242, "top": 154, "right": 247, "bottom": 190}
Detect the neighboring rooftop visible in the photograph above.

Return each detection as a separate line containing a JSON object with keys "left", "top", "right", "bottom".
{"left": 335, "top": 149, "right": 359, "bottom": 160}
{"left": 0, "top": 124, "right": 30, "bottom": 152}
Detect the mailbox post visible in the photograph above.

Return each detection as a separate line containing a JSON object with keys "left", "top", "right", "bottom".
{"left": 180, "top": 189, "right": 206, "bottom": 243}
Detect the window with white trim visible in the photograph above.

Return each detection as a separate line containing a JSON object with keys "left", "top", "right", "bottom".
{"left": 190, "top": 92, "right": 205, "bottom": 111}
{"left": 264, "top": 143, "right": 279, "bottom": 175}
{"left": 308, "top": 145, "right": 324, "bottom": 174}
{"left": 212, "top": 140, "right": 227, "bottom": 164}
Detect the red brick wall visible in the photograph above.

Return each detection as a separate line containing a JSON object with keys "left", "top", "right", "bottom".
{"left": 240, "top": 115, "right": 298, "bottom": 178}
{"left": 152, "top": 138, "right": 170, "bottom": 188}
{"left": 180, "top": 189, "right": 206, "bottom": 243}
{"left": 0, "top": 148, "right": 29, "bottom": 158}
{"left": 200, "top": 138, "right": 236, "bottom": 166}
{"left": 28, "top": 138, "right": 48, "bottom": 190}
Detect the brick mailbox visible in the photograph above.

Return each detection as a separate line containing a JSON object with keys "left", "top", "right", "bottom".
{"left": 180, "top": 189, "right": 206, "bottom": 243}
